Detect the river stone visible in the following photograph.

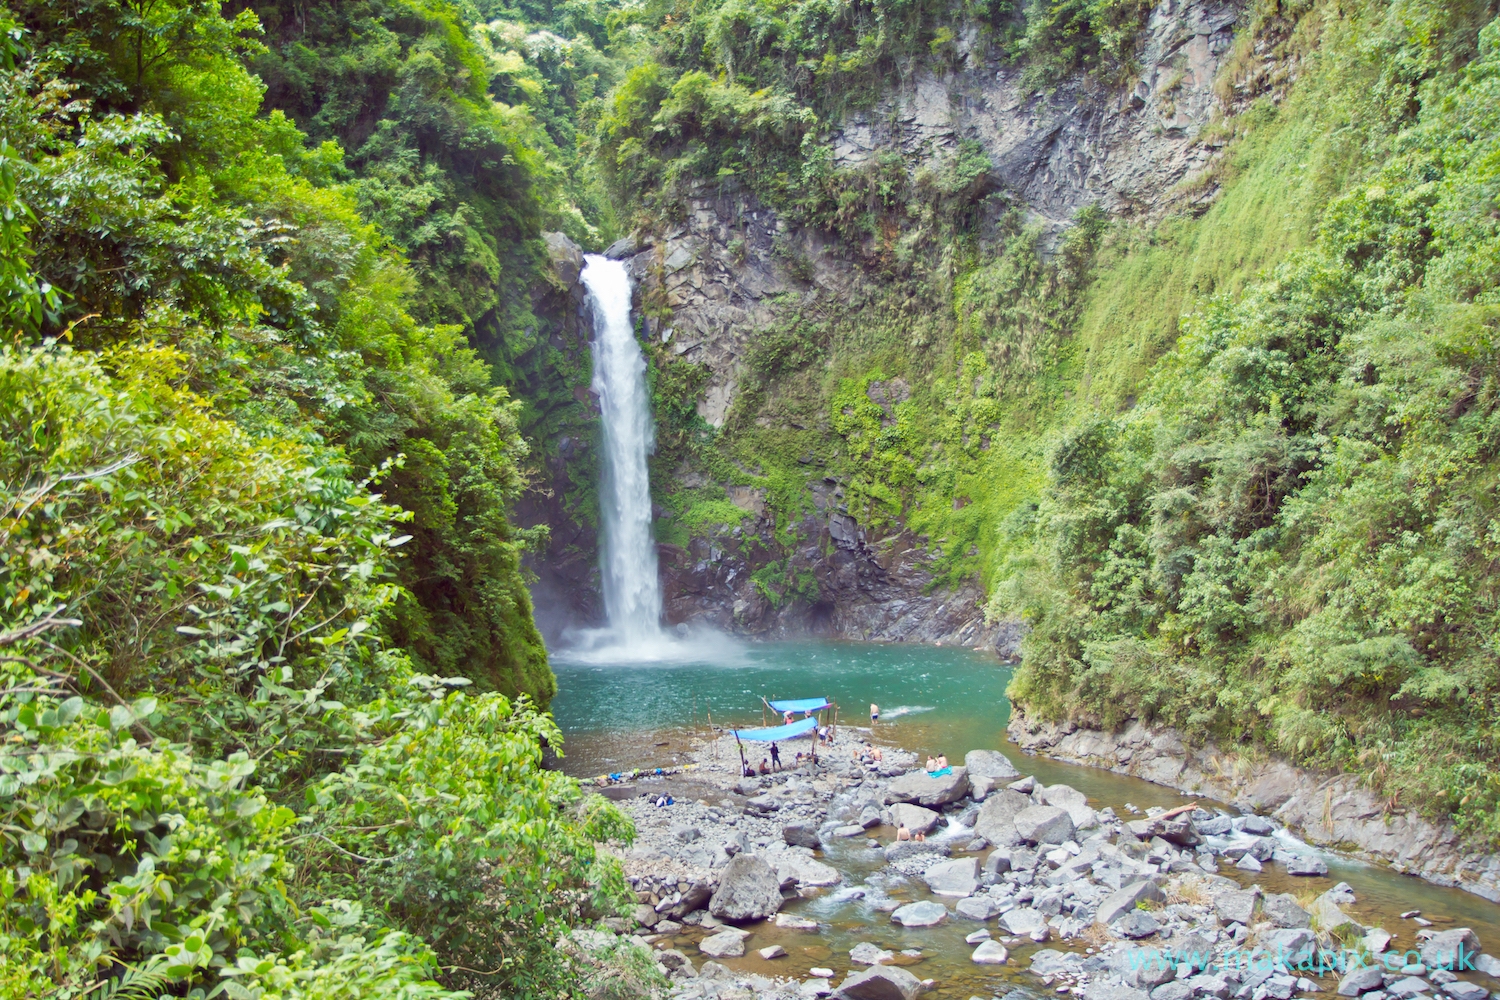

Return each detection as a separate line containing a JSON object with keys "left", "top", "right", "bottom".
{"left": 746, "top": 795, "right": 779, "bottom": 812}
{"left": 1117, "top": 947, "right": 1179, "bottom": 989}
{"left": 838, "top": 964, "right": 923, "bottom": 1000}
{"left": 784, "top": 821, "right": 822, "bottom": 849}
{"left": 885, "top": 766, "right": 970, "bottom": 807}
{"left": 923, "top": 857, "right": 979, "bottom": 897}
{"left": 1186, "top": 975, "right": 1231, "bottom": 999}
{"left": 776, "top": 913, "right": 820, "bottom": 930}
{"left": 1235, "top": 854, "right": 1263, "bottom": 873}
{"left": 883, "top": 840, "right": 951, "bottom": 862}
{"left": 1089, "top": 985, "right": 1151, "bottom": 1000}
{"left": 972, "top": 940, "right": 1010, "bottom": 965}
{"left": 1214, "top": 889, "right": 1259, "bottom": 926}
{"left": 777, "top": 853, "right": 841, "bottom": 887}
{"left": 1364, "top": 929, "right": 1393, "bottom": 955}
{"left": 1286, "top": 855, "right": 1329, "bottom": 876}
{"left": 1197, "top": 815, "right": 1233, "bottom": 836}
{"left": 1000, "top": 906, "right": 1048, "bottom": 936}
{"left": 1240, "top": 815, "right": 1276, "bottom": 836}
{"left": 956, "top": 895, "right": 1001, "bottom": 920}
{"left": 889, "top": 803, "right": 941, "bottom": 836}
{"left": 699, "top": 930, "right": 748, "bottom": 958}
{"left": 1096, "top": 880, "right": 1168, "bottom": 927}
{"left": 984, "top": 848, "right": 1012, "bottom": 874}
{"left": 965, "top": 749, "right": 1020, "bottom": 780}
{"left": 1473, "top": 953, "right": 1500, "bottom": 977}
{"left": 672, "top": 824, "right": 701, "bottom": 842}
{"left": 1388, "top": 979, "right": 1433, "bottom": 998}
{"left": 1151, "top": 982, "right": 1193, "bottom": 1000}
{"left": 1338, "top": 967, "right": 1386, "bottom": 996}
{"left": 1014, "top": 805, "right": 1076, "bottom": 845}
{"left": 974, "top": 789, "right": 1032, "bottom": 847}
{"left": 1265, "top": 928, "right": 1317, "bottom": 966}
{"left": 891, "top": 900, "right": 948, "bottom": 927}
{"left": 1039, "top": 784, "right": 1099, "bottom": 830}
{"left": 835, "top": 824, "right": 867, "bottom": 837}
{"left": 759, "top": 944, "right": 787, "bottom": 960}
{"left": 1248, "top": 836, "right": 1279, "bottom": 861}
{"left": 1262, "top": 893, "right": 1312, "bottom": 929}
{"left": 850, "top": 942, "right": 895, "bottom": 965}
{"left": 709, "top": 854, "right": 783, "bottom": 922}
{"left": 1312, "top": 891, "right": 1364, "bottom": 939}
{"left": 1441, "top": 984, "right": 1488, "bottom": 1000}
{"left": 1113, "top": 910, "right": 1160, "bottom": 939}
{"left": 1421, "top": 929, "right": 1481, "bottom": 971}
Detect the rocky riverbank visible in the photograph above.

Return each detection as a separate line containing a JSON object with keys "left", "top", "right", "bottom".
{"left": 565, "top": 723, "right": 1500, "bottom": 1000}
{"left": 1005, "top": 712, "right": 1500, "bottom": 904}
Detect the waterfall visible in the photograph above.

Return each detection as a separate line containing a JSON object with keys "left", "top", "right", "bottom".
{"left": 581, "top": 255, "right": 664, "bottom": 647}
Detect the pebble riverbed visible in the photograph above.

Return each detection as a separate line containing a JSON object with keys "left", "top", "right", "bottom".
{"left": 564, "top": 724, "right": 1500, "bottom": 1000}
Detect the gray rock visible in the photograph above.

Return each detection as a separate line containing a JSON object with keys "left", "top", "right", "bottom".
{"left": 1152, "top": 983, "right": 1193, "bottom": 1000}
{"left": 1421, "top": 930, "right": 1481, "bottom": 971}
{"left": 1197, "top": 816, "right": 1234, "bottom": 836}
{"left": 1235, "top": 854, "right": 1263, "bottom": 873}
{"left": 1311, "top": 891, "right": 1364, "bottom": 939}
{"left": 603, "top": 234, "right": 639, "bottom": 259}
{"left": 885, "top": 766, "right": 970, "bottom": 807}
{"left": 883, "top": 840, "right": 951, "bottom": 862}
{"left": 965, "top": 749, "right": 1020, "bottom": 780}
{"left": 923, "top": 857, "right": 979, "bottom": 897}
{"left": 1089, "top": 986, "right": 1151, "bottom": 1000}
{"left": 1473, "top": 954, "right": 1500, "bottom": 977}
{"left": 1387, "top": 979, "right": 1432, "bottom": 998}
{"left": 1214, "top": 889, "right": 1259, "bottom": 926}
{"left": 850, "top": 942, "right": 895, "bottom": 966}
{"left": 698, "top": 929, "right": 748, "bottom": 958}
{"left": 1014, "top": 804, "right": 1076, "bottom": 845}
{"left": 1265, "top": 928, "right": 1317, "bottom": 966}
{"left": 1185, "top": 975, "right": 1231, "bottom": 998}
{"left": 834, "top": 824, "right": 868, "bottom": 837}
{"left": 838, "top": 964, "right": 923, "bottom": 1000}
{"left": 1117, "top": 948, "right": 1179, "bottom": 989}
{"left": 972, "top": 940, "right": 1010, "bottom": 964}
{"left": 1263, "top": 893, "right": 1312, "bottom": 929}
{"left": 1096, "top": 880, "right": 1168, "bottom": 927}
{"left": 777, "top": 853, "right": 841, "bottom": 887}
{"left": 1000, "top": 906, "right": 1049, "bottom": 936}
{"left": 1239, "top": 815, "right": 1275, "bottom": 836}
{"left": 776, "top": 913, "right": 820, "bottom": 930}
{"left": 1440, "top": 984, "right": 1488, "bottom": 1000}
{"left": 974, "top": 789, "right": 1032, "bottom": 847}
{"left": 673, "top": 824, "right": 702, "bottom": 843}
{"left": 760, "top": 945, "right": 788, "bottom": 959}
{"left": 1265, "top": 975, "right": 1298, "bottom": 1000}
{"left": 1339, "top": 967, "right": 1387, "bottom": 996}
{"left": 1113, "top": 910, "right": 1160, "bottom": 939}
{"left": 1364, "top": 929, "right": 1394, "bottom": 955}
{"left": 889, "top": 802, "right": 941, "bottom": 836}
{"left": 784, "top": 822, "right": 822, "bottom": 849}
{"left": 1286, "top": 855, "right": 1329, "bottom": 876}
{"left": 966, "top": 928, "right": 992, "bottom": 944}
{"left": 891, "top": 900, "right": 948, "bottom": 927}
{"left": 984, "top": 848, "right": 1012, "bottom": 874}
{"left": 956, "top": 895, "right": 1000, "bottom": 920}
{"left": 747, "top": 795, "right": 779, "bottom": 812}
{"left": 709, "top": 854, "right": 784, "bottom": 922}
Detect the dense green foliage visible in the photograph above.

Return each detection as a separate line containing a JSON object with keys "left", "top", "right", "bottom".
{"left": 998, "top": 0, "right": 1500, "bottom": 842}
{"left": 0, "top": 1, "right": 640, "bottom": 995}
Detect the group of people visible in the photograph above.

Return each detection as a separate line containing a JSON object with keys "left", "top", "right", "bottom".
{"left": 926, "top": 753, "right": 951, "bottom": 776}
{"left": 745, "top": 740, "right": 822, "bottom": 776}
{"left": 851, "top": 741, "right": 884, "bottom": 765}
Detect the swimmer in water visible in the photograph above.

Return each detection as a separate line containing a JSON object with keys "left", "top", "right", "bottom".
{"left": 871, "top": 703, "right": 879, "bottom": 723}
{"left": 897, "top": 824, "right": 911, "bottom": 842}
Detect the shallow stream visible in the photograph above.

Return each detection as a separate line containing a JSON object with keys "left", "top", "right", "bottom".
{"left": 552, "top": 639, "right": 1500, "bottom": 997}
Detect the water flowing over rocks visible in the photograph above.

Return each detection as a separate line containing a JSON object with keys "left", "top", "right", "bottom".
{"left": 1008, "top": 711, "right": 1500, "bottom": 902}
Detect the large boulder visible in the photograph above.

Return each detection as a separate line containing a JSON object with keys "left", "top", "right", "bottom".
{"left": 698, "top": 929, "right": 748, "bottom": 958}
{"left": 1262, "top": 893, "right": 1311, "bottom": 929}
{"left": 964, "top": 749, "right": 1020, "bottom": 780}
{"left": 1039, "top": 784, "right": 1099, "bottom": 830}
{"left": 972, "top": 940, "right": 1010, "bottom": 964}
{"left": 1096, "top": 880, "right": 1168, "bottom": 927}
{"left": 890, "top": 900, "right": 948, "bottom": 927}
{"left": 923, "top": 857, "right": 979, "bottom": 897}
{"left": 956, "top": 896, "right": 1001, "bottom": 920}
{"left": 709, "top": 854, "right": 783, "bottom": 922}
{"left": 1112, "top": 910, "right": 1160, "bottom": 939}
{"left": 889, "top": 803, "right": 941, "bottom": 836}
{"left": 974, "top": 789, "right": 1031, "bottom": 847}
{"left": 776, "top": 853, "right": 841, "bottom": 888}
{"left": 1286, "top": 855, "right": 1329, "bottom": 876}
{"left": 885, "top": 766, "right": 970, "bottom": 807}
{"left": 838, "top": 965, "right": 922, "bottom": 1000}
{"left": 1000, "top": 907, "right": 1049, "bottom": 936}
{"left": 783, "top": 821, "right": 822, "bottom": 849}
{"left": 850, "top": 942, "right": 895, "bottom": 966}
{"left": 1213, "top": 889, "right": 1260, "bottom": 926}
{"left": 1264, "top": 928, "right": 1317, "bottom": 966}
{"left": 1421, "top": 929, "right": 1481, "bottom": 971}
{"left": 1014, "top": 805, "right": 1076, "bottom": 845}
{"left": 1337, "top": 967, "right": 1386, "bottom": 996}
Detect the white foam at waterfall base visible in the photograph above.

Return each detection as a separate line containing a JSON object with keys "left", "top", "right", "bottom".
{"left": 562, "top": 257, "right": 736, "bottom": 666}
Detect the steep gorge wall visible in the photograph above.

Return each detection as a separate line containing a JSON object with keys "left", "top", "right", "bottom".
{"left": 523, "top": 0, "right": 1244, "bottom": 647}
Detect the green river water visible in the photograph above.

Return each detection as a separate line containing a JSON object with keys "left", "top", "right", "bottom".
{"left": 551, "top": 639, "right": 1500, "bottom": 997}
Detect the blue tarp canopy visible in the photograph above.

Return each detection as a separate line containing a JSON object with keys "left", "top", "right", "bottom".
{"left": 732, "top": 717, "right": 818, "bottom": 742}
{"left": 767, "top": 698, "right": 830, "bottom": 714}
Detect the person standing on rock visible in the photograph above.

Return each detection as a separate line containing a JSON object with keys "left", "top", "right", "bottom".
{"left": 770, "top": 742, "right": 781, "bottom": 771}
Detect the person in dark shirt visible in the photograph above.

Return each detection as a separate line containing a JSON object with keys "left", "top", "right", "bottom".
{"left": 770, "top": 742, "right": 781, "bottom": 770}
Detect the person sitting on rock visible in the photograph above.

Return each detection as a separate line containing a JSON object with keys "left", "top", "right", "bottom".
{"left": 758, "top": 758, "right": 771, "bottom": 775}
{"left": 871, "top": 746, "right": 883, "bottom": 763}
{"left": 914, "top": 831, "right": 925, "bottom": 842}
{"left": 936, "top": 754, "right": 948, "bottom": 769}
{"left": 926, "top": 756, "right": 938, "bottom": 772}
{"left": 896, "top": 824, "right": 912, "bottom": 841}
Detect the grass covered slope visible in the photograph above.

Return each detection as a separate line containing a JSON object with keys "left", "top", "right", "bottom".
{"left": 997, "top": 0, "right": 1500, "bottom": 844}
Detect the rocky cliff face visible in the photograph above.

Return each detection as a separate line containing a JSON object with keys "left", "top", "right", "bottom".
{"left": 525, "top": 0, "right": 1242, "bottom": 649}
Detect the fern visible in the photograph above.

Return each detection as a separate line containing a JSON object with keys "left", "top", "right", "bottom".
{"left": 86, "top": 958, "right": 172, "bottom": 1000}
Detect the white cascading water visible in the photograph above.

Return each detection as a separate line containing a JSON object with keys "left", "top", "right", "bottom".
{"left": 581, "top": 255, "right": 665, "bottom": 647}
